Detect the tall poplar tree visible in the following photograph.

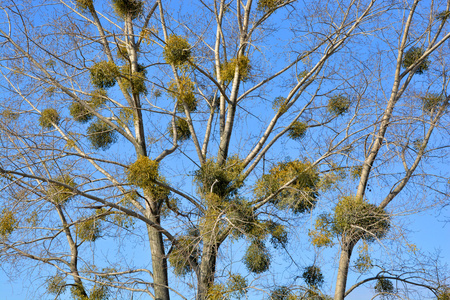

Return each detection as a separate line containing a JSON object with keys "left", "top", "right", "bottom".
{"left": 0, "top": 1, "right": 449, "bottom": 299}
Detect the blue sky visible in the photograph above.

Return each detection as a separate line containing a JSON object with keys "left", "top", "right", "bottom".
{"left": 1, "top": 0, "right": 450, "bottom": 299}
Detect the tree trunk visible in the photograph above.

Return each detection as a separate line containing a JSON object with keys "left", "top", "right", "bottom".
{"left": 146, "top": 213, "right": 170, "bottom": 300}
{"left": 196, "top": 241, "right": 218, "bottom": 300}
{"left": 56, "top": 205, "right": 89, "bottom": 298}
{"left": 334, "top": 240, "right": 354, "bottom": 300}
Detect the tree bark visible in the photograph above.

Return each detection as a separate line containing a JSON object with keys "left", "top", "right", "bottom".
{"left": 196, "top": 241, "right": 218, "bottom": 300}
{"left": 334, "top": 239, "right": 354, "bottom": 300}
{"left": 146, "top": 213, "right": 170, "bottom": 300}
{"left": 56, "top": 205, "right": 89, "bottom": 298}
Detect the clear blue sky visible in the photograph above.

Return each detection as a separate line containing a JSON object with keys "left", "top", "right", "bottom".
{"left": 1, "top": 0, "right": 449, "bottom": 299}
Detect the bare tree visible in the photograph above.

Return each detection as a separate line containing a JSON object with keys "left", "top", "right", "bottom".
{"left": 0, "top": 0, "right": 449, "bottom": 300}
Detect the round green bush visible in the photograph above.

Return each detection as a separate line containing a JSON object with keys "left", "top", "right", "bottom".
{"left": 76, "top": 218, "right": 101, "bottom": 242}
{"left": 288, "top": 121, "right": 308, "bottom": 140}
{"left": 48, "top": 175, "right": 76, "bottom": 204}
{"left": 257, "top": 0, "right": 285, "bottom": 11}
{"left": 254, "top": 160, "right": 319, "bottom": 214}
{"left": 39, "top": 108, "right": 60, "bottom": 129}
{"left": 270, "top": 286, "right": 295, "bottom": 300}
{"left": 402, "top": 47, "right": 430, "bottom": 74}
{"left": 327, "top": 94, "right": 350, "bottom": 116}
{"left": 112, "top": 0, "right": 144, "bottom": 19}
{"left": 220, "top": 56, "right": 250, "bottom": 82}
{"left": 168, "top": 77, "right": 198, "bottom": 112}
{"left": 163, "top": 35, "right": 192, "bottom": 66}
{"left": 87, "top": 119, "right": 117, "bottom": 150}
{"left": 302, "top": 265, "right": 324, "bottom": 287}
{"left": 90, "top": 61, "right": 120, "bottom": 89}
{"left": 168, "top": 235, "right": 198, "bottom": 276}
{"left": 121, "top": 63, "right": 147, "bottom": 95}
{"left": 69, "top": 101, "right": 93, "bottom": 123}
{"left": 46, "top": 274, "right": 66, "bottom": 295}
{"left": 421, "top": 93, "right": 444, "bottom": 114}
{"left": 75, "top": 0, "right": 93, "bottom": 11}
{"left": 90, "top": 89, "right": 108, "bottom": 108}
{"left": 374, "top": 278, "right": 394, "bottom": 295}
{"left": 333, "top": 196, "right": 390, "bottom": 241}
{"left": 168, "top": 118, "right": 191, "bottom": 142}
{"left": 243, "top": 240, "right": 271, "bottom": 274}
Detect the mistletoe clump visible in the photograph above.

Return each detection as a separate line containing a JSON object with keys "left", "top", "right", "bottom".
{"left": 127, "top": 156, "right": 159, "bottom": 188}
{"left": 220, "top": 55, "right": 250, "bottom": 82}
{"left": 90, "top": 61, "right": 120, "bottom": 89}
{"left": 288, "top": 121, "right": 308, "bottom": 140}
{"left": 421, "top": 93, "right": 444, "bottom": 114}
{"left": 163, "top": 35, "right": 192, "bottom": 66}
{"left": 120, "top": 63, "right": 147, "bottom": 95}
{"left": 168, "top": 232, "right": 199, "bottom": 276}
{"left": 302, "top": 266, "right": 324, "bottom": 287}
{"left": 355, "top": 242, "right": 372, "bottom": 273}
{"left": 118, "top": 108, "right": 134, "bottom": 127}
{"left": 0, "top": 208, "right": 17, "bottom": 238}
{"left": 437, "top": 288, "right": 450, "bottom": 300}
{"left": 374, "top": 278, "right": 394, "bottom": 295}
{"left": 204, "top": 275, "right": 249, "bottom": 299}
{"left": 327, "top": 94, "right": 350, "bottom": 116}
{"left": 48, "top": 175, "right": 76, "bottom": 204}
{"left": 90, "top": 89, "right": 108, "bottom": 108}
{"left": 194, "top": 156, "right": 244, "bottom": 200}
{"left": 272, "top": 96, "right": 288, "bottom": 114}
{"left": 310, "top": 197, "right": 390, "bottom": 246}
{"left": 75, "top": 0, "right": 93, "bottom": 11}
{"left": 127, "top": 156, "right": 170, "bottom": 199}
{"left": 350, "top": 165, "right": 363, "bottom": 179}
{"left": 270, "top": 286, "right": 297, "bottom": 300}
{"left": 1, "top": 109, "right": 19, "bottom": 120}
{"left": 204, "top": 276, "right": 249, "bottom": 299}
{"left": 168, "top": 118, "right": 191, "bottom": 142}
{"left": 70, "top": 90, "right": 107, "bottom": 123}
{"left": 168, "top": 76, "right": 198, "bottom": 112}
{"left": 308, "top": 214, "right": 334, "bottom": 247}
{"left": 255, "top": 160, "right": 319, "bottom": 214}
{"left": 243, "top": 240, "right": 271, "bottom": 274}
{"left": 76, "top": 217, "right": 101, "bottom": 242}
{"left": 436, "top": 10, "right": 450, "bottom": 21}
{"left": 112, "top": 0, "right": 144, "bottom": 19}
{"left": 227, "top": 274, "right": 248, "bottom": 298}
{"left": 333, "top": 196, "right": 390, "bottom": 241}
{"left": 305, "top": 290, "right": 333, "bottom": 300}
{"left": 70, "top": 284, "right": 87, "bottom": 300}
{"left": 46, "top": 274, "right": 66, "bottom": 295}
{"left": 355, "top": 253, "right": 373, "bottom": 273}
{"left": 87, "top": 119, "right": 117, "bottom": 150}
{"left": 69, "top": 101, "right": 94, "bottom": 123}
{"left": 116, "top": 44, "right": 130, "bottom": 61}
{"left": 39, "top": 108, "right": 60, "bottom": 129}
{"left": 257, "top": 0, "right": 285, "bottom": 11}
{"left": 402, "top": 47, "right": 430, "bottom": 74}
{"left": 90, "top": 284, "right": 110, "bottom": 300}
{"left": 268, "top": 221, "right": 288, "bottom": 249}
{"left": 207, "top": 284, "right": 228, "bottom": 300}
{"left": 227, "top": 200, "right": 262, "bottom": 238}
